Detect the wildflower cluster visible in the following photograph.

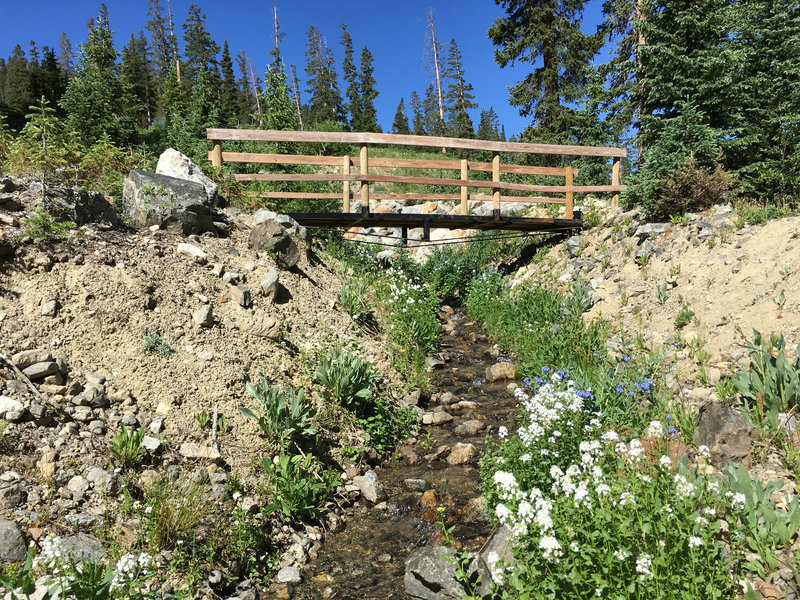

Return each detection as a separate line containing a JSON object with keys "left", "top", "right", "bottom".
{"left": 379, "top": 266, "right": 439, "bottom": 352}
{"left": 482, "top": 374, "right": 736, "bottom": 599}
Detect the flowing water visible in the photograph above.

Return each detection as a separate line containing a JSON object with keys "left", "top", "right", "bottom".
{"left": 291, "top": 310, "right": 518, "bottom": 600}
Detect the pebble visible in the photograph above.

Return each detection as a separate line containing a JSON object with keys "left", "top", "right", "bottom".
{"left": 403, "top": 478, "right": 428, "bottom": 492}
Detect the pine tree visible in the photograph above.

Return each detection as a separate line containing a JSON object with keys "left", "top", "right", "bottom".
{"left": 262, "top": 67, "right": 299, "bottom": 134}
{"left": 28, "top": 42, "right": 41, "bottom": 102}
{"left": 162, "top": 58, "right": 187, "bottom": 129}
{"left": 476, "top": 107, "right": 502, "bottom": 141}
{"left": 410, "top": 90, "right": 425, "bottom": 135}
{"left": 489, "top": 0, "right": 601, "bottom": 143}
{"left": 57, "top": 32, "right": 75, "bottom": 77}
{"left": 145, "top": 0, "right": 174, "bottom": 104}
{"left": 269, "top": 1, "right": 285, "bottom": 70}
{"left": 236, "top": 51, "right": 260, "bottom": 123}
{"left": 0, "top": 59, "right": 6, "bottom": 106}
{"left": 121, "top": 33, "right": 155, "bottom": 127}
{"left": 3, "top": 45, "right": 32, "bottom": 113}
{"left": 38, "top": 47, "right": 67, "bottom": 113}
{"left": 422, "top": 83, "right": 445, "bottom": 137}
{"left": 392, "top": 98, "right": 410, "bottom": 134}
{"left": 61, "top": 6, "right": 139, "bottom": 145}
{"left": 443, "top": 39, "right": 476, "bottom": 139}
{"left": 353, "top": 46, "right": 379, "bottom": 132}
{"left": 340, "top": 24, "right": 359, "bottom": 130}
{"left": 304, "top": 25, "right": 345, "bottom": 127}
{"left": 219, "top": 41, "right": 239, "bottom": 126}
{"left": 182, "top": 4, "right": 220, "bottom": 85}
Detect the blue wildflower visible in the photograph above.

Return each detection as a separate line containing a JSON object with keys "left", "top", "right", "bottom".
{"left": 622, "top": 355, "right": 633, "bottom": 362}
{"left": 541, "top": 366, "right": 552, "bottom": 373}
{"left": 615, "top": 384, "right": 624, "bottom": 393}
{"left": 666, "top": 427, "right": 677, "bottom": 435}
{"left": 522, "top": 378, "right": 530, "bottom": 387}
{"left": 534, "top": 377, "right": 545, "bottom": 384}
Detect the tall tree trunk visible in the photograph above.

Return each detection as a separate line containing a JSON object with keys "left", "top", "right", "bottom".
{"left": 247, "top": 55, "right": 263, "bottom": 125}
{"left": 290, "top": 64, "right": 304, "bottom": 130}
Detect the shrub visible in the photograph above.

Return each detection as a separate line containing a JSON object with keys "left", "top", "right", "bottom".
{"left": 22, "top": 209, "right": 76, "bottom": 240}
{"left": 143, "top": 333, "right": 174, "bottom": 357}
{"left": 240, "top": 379, "right": 318, "bottom": 449}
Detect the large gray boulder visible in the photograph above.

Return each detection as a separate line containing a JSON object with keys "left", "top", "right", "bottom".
{"left": 122, "top": 170, "right": 216, "bottom": 234}
{"left": 156, "top": 148, "right": 218, "bottom": 202}
{"left": 405, "top": 545, "right": 490, "bottom": 600}
{"left": 0, "top": 519, "right": 26, "bottom": 562}
{"left": 248, "top": 221, "right": 300, "bottom": 269}
{"left": 693, "top": 402, "right": 756, "bottom": 466}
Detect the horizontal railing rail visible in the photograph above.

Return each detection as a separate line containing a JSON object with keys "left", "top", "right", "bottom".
{"left": 207, "top": 128, "right": 626, "bottom": 219}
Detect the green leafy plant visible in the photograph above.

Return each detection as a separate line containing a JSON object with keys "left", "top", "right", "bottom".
{"left": 674, "top": 305, "right": 695, "bottom": 329}
{"left": 261, "top": 452, "right": 333, "bottom": 522}
{"left": 561, "top": 278, "right": 592, "bottom": 320}
{"left": 670, "top": 213, "right": 690, "bottom": 225}
{"left": 240, "top": 379, "right": 318, "bottom": 449}
{"left": 22, "top": 208, "right": 76, "bottom": 240}
{"left": 143, "top": 333, "right": 174, "bottom": 357}
{"left": 338, "top": 277, "right": 377, "bottom": 329}
{"left": 196, "top": 411, "right": 210, "bottom": 428}
{"left": 109, "top": 426, "right": 145, "bottom": 469}
{"left": 773, "top": 290, "right": 786, "bottom": 308}
{"left": 655, "top": 283, "right": 669, "bottom": 305}
{"left": 314, "top": 348, "right": 377, "bottom": 413}
{"left": 780, "top": 265, "right": 792, "bottom": 280}
{"left": 734, "top": 330, "right": 800, "bottom": 428}
{"left": 725, "top": 462, "right": 800, "bottom": 575}
{"left": 688, "top": 336, "right": 711, "bottom": 366}
{"left": 669, "top": 264, "right": 682, "bottom": 277}
{"left": 635, "top": 253, "right": 650, "bottom": 267}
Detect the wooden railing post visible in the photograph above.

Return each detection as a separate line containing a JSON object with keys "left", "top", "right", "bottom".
{"left": 360, "top": 145, "right": 369, "bottom": 215}
{"left": 611, "top": 157, "right": 621, "bottom": 208}
{"left": 211, "top": 140, "right": 222, "bottom": 167}
{"left": 460, "top": 159, "right": 469, "bottom": 215}
{"left": 342, "top": 155, "right": 351, "bottom": 213}
{"left": 565, "top": 166, "right": 574, "bottom": 220}
{"left": 492, "top": 152, "right": 500, "bottom": 218}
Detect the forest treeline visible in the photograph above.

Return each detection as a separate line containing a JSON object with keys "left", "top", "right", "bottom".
{"left": 0, "top": 0, "right": 798, "bottom": 218}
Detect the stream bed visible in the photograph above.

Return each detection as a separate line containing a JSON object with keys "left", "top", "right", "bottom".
{"left": 291, "top": 309, "right": 517, "bottom": 600}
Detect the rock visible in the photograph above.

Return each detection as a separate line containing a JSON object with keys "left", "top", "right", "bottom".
{"left": 179, "top": 442, "right": 221, "bottom": 461}
{"left": 67, "top": 476, "right": 90, "bottom": 496}
{"left": 0, "top": 483, "right": 22, "bottom": 509}
{"left": 85, "top": 467, "right": 115, "bottom": 494}
{"left": 176, "top": 242, "right": 208, "bottom": 264}
{"left": 155, "top": 148, "right": 218, "bottom": 202}
{"left": 73, "top": 386, "right": 109, "bottom": 408}
{"left": 634, "top": 222, "right": 671, "bottom": 241}
{"left": 404, "top": 546, "right": 489, "bottom": 600}
{"left": 228, "top": 284, "right": 252, "bottom": 308}
{"left": 59, "top": 533, "right": 106, "bottom": 562}
{"left": 453, "top": 420, "right": 485, "bottom": 437}
{"left": 446, "top": 443, "right": 478, "bottom": 465}
{"left": 636, "top": 239, "right": 660, "bottom": 260}
{"left": 0, "top": 519, "right": 26, "bottom": 563}
{"left": 480, "top": 525, "right": 515, "bottom": 572}
{"left": 122, "top": 170, "right": 217, "bottom": 234}
{"left": 120, "top": 413, "right": 139, "bottom": 428}
{"left": 420, "top": 490, "right": 437, "bottom": 508}
{"left": 0, "top": 396, "right": 25, "bottom": 422}
{"left": 65, "top": 513, "right": 100, "bottom": 528}
{"left": 439, "top": 391, "right": 458, "bottom": 405}
{"left": 11, "top": 349, "right": 52, "bottom": 369}
{"left": 353, "top": 470, "right": 386, "bottom": 503}
{"left": 462, "top": 496, "right": 489, "bottom": 523}
{"left": 693, "top": 402, "right": 756, "bottom": 466}
{"left": 41, "top": 299, "right": 59, "bottom": 317}
{"left": 193, "top": 305, "right": 214, "bottom": 328}
{"left": 22, "top": 361, "right": 59, "bottom": 380}
{"left": 566, "top": 236, "right": 582, "bottom": 257}
{"left": 431, "top": 411, "right": 453, "bottom": 425}
{"left": 276, "top": 565, "right": 303, "bottom": 584}
{"left": 41, "top": 188, "right": 119, "bottom": 226}
{"left": 485, "top": 362, "right": 516, "bottom": 382}
{"left": 142, "top": 436, "right": 162, "bottom": 453}
{"left": 253, "top": 208, "right": 278, "bottom": 224}
{"left": 260, "top": 268, "right": 280, "bottom": 300}
{"left": 249, "top": 315, "right": 281, "bottom": 340}
{"left": 248, "top": 221, "right": 300, "bottom": 269}
{"left": 403, "top": 478, "right": 428, "bottom": 492}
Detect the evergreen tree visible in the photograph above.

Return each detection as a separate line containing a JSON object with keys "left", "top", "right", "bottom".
{"left": 392, "top": 98, "right": 410, "bottom": 134}
{"left": 167, "top": 68, "right": 218, "bottom": 163}
{"left": 262, "top": 67, "right": 299, "bottom": 134}
{"left": 182, "top": 4, "right": 220, "bottom": 85}
{"left": 38, "top": 47, "right": 67, "bottom": 114}
{"left": 489, "top": 0, "right": 601, "bottom": 143}
{"left": 726, "top": 0, "right": 800, "bottom": 201}
{"left": 57, "top": 32, "right": 75, "bottom": 77}
{"left": 3, "top": 45, "right": 32, "bottom": 113}
{"left": 0, "top": 59, "right": 6, "bottom": 106}
{"left": 304, "top": 25, "right": 345, "bottom": 127}
{"left": 422, "top": 83, "right": 445, "bottom": 136}
{"left": 443, "top": 39, "right": 476, "bottom": 138}
{"left": 145, "top": 0, "right": 175, "bottom": 104}
{"left": 219, "top": 41, "right": 239, "bottom": 126}
{"left": 410, "top": 90, "right": 425, "bottom": 135}
{"left": 162, "top": 58, "right": 187, "bottom": 130}
{"left": 121, "top": 33, "right": 155, "bottom": 127}
{"left": 476, "top": 107, "right": 502, "bottom": 141}
{"left": 269, "top": 1, "right": 285, "bottom": 70}
{"left": 28, "top": 42, "right": 41, "bottom": 102}
{"left": 340, "top": 24, "right": 359, "bottom": 129}
{"left": 353, "top": 46, "right": 379, "bottom": 132}
{"left": 236, "top": 51, "right": 260, "bottom": 124}
{"left": 61, "top": 6, "right": 138, "bottom": 145}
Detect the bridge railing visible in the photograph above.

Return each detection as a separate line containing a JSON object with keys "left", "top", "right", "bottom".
{"left": 206, "top": 129, "right": 626, "bottom": 220}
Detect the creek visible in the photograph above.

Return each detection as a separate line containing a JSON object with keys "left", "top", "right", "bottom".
{"left": 291, "top": 308, "right": 517, "bottom": 600}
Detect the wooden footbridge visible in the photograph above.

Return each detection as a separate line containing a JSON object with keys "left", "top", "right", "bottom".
{"left": 207, "top": 129, "right": 626, "bottom": 241}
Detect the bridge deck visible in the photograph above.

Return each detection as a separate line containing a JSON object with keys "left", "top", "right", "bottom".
{"left": 287, "top": 211, "right": 582, "bottom": 238}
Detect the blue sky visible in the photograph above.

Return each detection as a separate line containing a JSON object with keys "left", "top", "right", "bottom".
{"left": 0, "top": 0, "right": 605, "bottom": 138}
